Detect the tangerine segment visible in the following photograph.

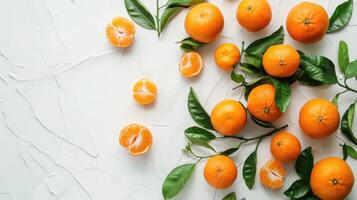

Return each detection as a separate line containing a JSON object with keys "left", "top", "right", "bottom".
{"left": 270, "top": 131, "right": 301, "bottom": 163}
{"left": 259, "top": 159, "right": 286, "bottom": 189}
{"left": 214, "top": 43, "right": 241, "bottom": 71}
{"left": 236, "top": 0, "right": 272, "bottom": 32}
{"left": 211, "top": 100, "right": 247, "bottom": 136}
{"left": 179, "top": 52, "right": 203, "bottom": 78}
{"left": 299, "top": 98, "right": 340, "bottom": 139}
{"left": 133, "top": 78, "right": 157, "bottom": 105}
{"left": 286, "top": 2, "right": 329, "bottom": 44}
{"left": 204, "top": 155, "right": 237, "bottom": 189}
{"left": 247, "top": 84, "right": 283, "bottom": 122}
{"left": 310, "top": 157, "right": 354, "bottom": 200}
{"left": 106, "top": 17, "right": 135, "bottom": 48}
{"left": 119, "top": 124, "right": 153, "bottom": 156}
{"left": 263, "top": 44, "right": 300, "bottom": 78}
{"left": 185, "top": 3, "right": 224, "bottom": 43}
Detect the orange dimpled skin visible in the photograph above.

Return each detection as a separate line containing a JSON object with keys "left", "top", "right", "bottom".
{"left": 299, "top": 98, "right": 340, "bottom": 139}
{"left": 179, "top": 52, "right": 203, "bottom": 78}
{"left": 263, "top": 44, "right": 300, "bottom": 78}
{"left": 286, "top": 2, "right": 329, "bottom": 44}
{"left": 270, "top": 131, "right": 301, "bottom": 163}
{"left": 247, "top": 84, "right": 283, "bottom": 122}
{"left": 204, "top": 155, "right": 238, "bottom": 189}
{"left": 185, "top": 3, "right": 224, "bottom": 43}
{"left": 236, "top": 0, "right": 272, "bottom": 32}
{"left": 260, "top": 159, "right": 286, "bottom": 189}
{"left": 310, "top": 157, "right": 354, "bottom": 200}
{"left": 214, "top": 43, "right": 241, "bottom": 71}
{"left": 211, "top": 100, "right": 247, "bottom": 136}
{"left": 106, "top": 17, "right": 135, "bottom": 48}
{"left": 119, "top": 124, "right": 153, "bottom": 156}
{"left": 133, "top": 78, "right": 157, "bottom": 105}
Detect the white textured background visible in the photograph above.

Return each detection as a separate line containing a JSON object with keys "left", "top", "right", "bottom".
{"left": 0, "top": 0, "right": 357, "bottom": 199}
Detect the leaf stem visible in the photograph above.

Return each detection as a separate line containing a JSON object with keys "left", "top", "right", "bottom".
{"left": 338, "top": 79, "right": 357, "bottom": 93}
{"left": 223, "top": 124, "right": 288, "bottom": 141}
{"left": 156, "top": 0, "right": 160, "bottom": 37}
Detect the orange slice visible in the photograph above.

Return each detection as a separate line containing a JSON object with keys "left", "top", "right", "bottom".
{"left": 133, "top": 78, "right": 157, "bottom": 105}
{"left": 259, "top": 159, "right": 286, "bottom": 189}
{"left": 179, "top": 52, "right": 203, "bottom": 78}
{"left": 119, "top": 124, "right": 153, "bottom": 156}
{"left": 106, "top": 17, "right": 135, "bottom": 48}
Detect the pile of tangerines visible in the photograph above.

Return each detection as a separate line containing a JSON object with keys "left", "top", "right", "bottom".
{"left": 106, "top": 0, "right": 355, "bottom": 199}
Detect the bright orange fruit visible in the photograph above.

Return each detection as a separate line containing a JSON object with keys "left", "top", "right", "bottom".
{"left": 106, "top": 17, "right": 135, "bottom": 48}
{"left": 133, "top": 78, "right": 157, "bottom": 105}
{"left": 270, "top": 131, "right": 301, "bottom": 163}
{"left": 310, "top": 157, "right": 354, "bottom": 200}
{"left": 286, "top": 2, "right": 329, "bottom": 44}
{"left": 211, "top": 100, "right": 247, "bottom": 136}
{"left": 179, "top": 52, "right": 203, "bottom": 78}
{"left": 185, "top": 3, "right": 224, "bottom": 43}
{"left": 299, "top": 98, "right": 340, "bottom": 139}
{"left": 260, "top": 159, "right": 286, "bottom": 189}
{"left": 214, "top": 43, "right": 241, "bottom": 71}
{"left": 247, "top": 84, "right": 283, "bottom": 122}
{"left": 263, "top": 44, "right": 300, "bottom": 78}
{"left": 204, "top": 155, "right": 237, "bottom": 189}
{"left": 119, "top": 124, "right": 153, "bottom": 156}
{"left": 236, "top": 0, "right": 272, "bottom": 32}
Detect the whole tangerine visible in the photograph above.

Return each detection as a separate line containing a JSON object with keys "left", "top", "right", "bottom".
{"left": 204, "top": 155, "right": 237, "bottom": 189}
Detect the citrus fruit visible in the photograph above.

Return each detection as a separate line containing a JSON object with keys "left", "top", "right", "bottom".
{"left": 263, "top": 44, "right": 300, "bottom": 78}
{"left": 286, "top": 2, "right": 329, "bottom": 44}
{"left": 299, "top": 98, "right": 340, "bottom": 139}
{"left": 133, "top": 78, "right": 157, "bottom": 105}
{"left": 310, "top": 157, "right": 354, "bottom": 200}
{"left": 259, "top": 159, "right": 286, "bottom": 189}
{"left": 214, "top": 43, "right": 241, "bottom": 71}
{"left": 211, "top": 100, "right": 247, "bottom": 136}
{"left": 270, "top": 131, "right": 301, "bottom": 163}
{"left": 179, "top": 51, "right": 203, "bottom": 78}
{"left": 247, "top": 84, "right": 283, "bottom": 122}
{"left": 106, "top": 17, "right": 135, "bottom": 48}
{"left": 119, "top": 124, "right": 153, "bottom": 156}
{"left": 185, "top": 3, "right": 224, "bottom": 43}
{"left": 203, "top": 155, "right": 237, "bottom": 189}
{"left": 236, "top": 0, "right": 272, "bottom": 32}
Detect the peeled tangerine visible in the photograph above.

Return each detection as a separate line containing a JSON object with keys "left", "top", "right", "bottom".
{"left": 133, "top": 78, "right": 157, "bottom": 105}
{"left": 119, "top": 124, "right": 153, "bottom": 156}
{"left": 106, "top": 17, "right": 135, "bottom": 48}
{"left": 260, "top": 159, "right": 286, "bottom": 189}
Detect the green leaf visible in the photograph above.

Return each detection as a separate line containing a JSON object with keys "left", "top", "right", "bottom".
{"left": 184, "top": 126, "right": 216, "bottom": 142}
{"left": 270, "top": 78, "right": 291, "bottom": 112}
{"left": 124, "top": 0, "right": 156, "bottom": 30}
{"left": 284, "top": 179, "right": 310, "bottom": 199}
{"left": 243, "top": 151, "right": 257, "bottom": 189}
{"left": 160, "top": 7, "right": 182, "bottom": 33}
{"left": 299, "top": 55, "right": 338, "bottom": 84}
{"left": 338, "top": 41, "right": 349, "bottom": 73}
{"left": 332, "top": 93, "right": 341, "bottom": 106}
{"left": 231, "top": 71, "right": 245, "bottom": 83}
{"left": 328, "top": 0, "right": 353, "bottom": 33}
{"left": 245, "top": 53, "right": 262, "bottom": 68}
{"left": 239, "top": 63, "right": 261, "bottom": 75}
{"left": 166, "top": 0, "right": 204, "bottom": 8}
{"left": 220, "top": 147, "right": 240, "bottom": 156}
{"left": 243, "top": 76, "right": 269, "bottom": 100}
{"left": 162, "top": 163, "right": 196, "bottom": 199}
{"left": 295, "top": 147, "right": 314, "bottom": 181}
{"left": 245, "top": 26, "right": 284, "bottom": 56}
{"left": 298, "top": 70, "right": 325, "bottom": 86}
{"left": 343, "top": 143, "right": 349, "bottom": 160}
{"left": 341, "top": 103, "right": 357, "bottom": 145}
{"left": 250, "top": 115, "right": 273, "bottom": 128}
{"left": 179, "top": 37, "right": 205, "bottom": 52}
{"left": 222, "top": 192, "right": 236, "bottom": 200}
{"left": 345, "top": 60, "right": 357, "bottom": 79}
{"left": 188, "top": 87, "right": 214, "bottom": 130}
{"left": 345, "top": 144, "right": 357, "bottom": 159}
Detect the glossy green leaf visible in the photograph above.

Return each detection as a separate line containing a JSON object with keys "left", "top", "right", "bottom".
{"left": 300, "top": 55, "right": 338, "bottom": 84}
{"left": 184, "top": 126, "right": 216, "bottom": 142}
{"left": 245, "top": 26, "right": 284, "bottom": 56}
{"left": 250, "top": 115, "right": 273, "bottom": 128}
{"left": 284, "top": 179, "right": 310, "bottom": 199}
{"left": 343, "top": 143, "right": 349, "bottom": 160}
{"left": 338, "top": 41, "right": 349, "bottom": 73}
{"left": 124, "top": 0, "right": 156, "bottom": 30}
{"left": 297, "top": 70, "right": 325, "bottom": 86}
{"left": 231, "top": 71, "right": 245, "bottom": 83}
{"left": 295, "top": 147, "right": 314, "bottom": 181}
{"left": 345, "top": 144, "right": 357, "bottom": 159}
{"left": 332, "top": 93, "right": 341, "bottom": 106}
{"left": 166, "top": 0, "right": 204, "bottom": 8}
{"left": 328, "top": 0, "right": 353, "bottom": 33}
{"left": 162, "top": 163, "right": 196, "bottom": 199}
{"left": 239, "top": 63, "right": 261, "bottom": 74}
{"left": 245, "top": 53, "right": 262, "bottom": 68}
{"left": 243, "top": 151, "right": 257, "bottom": 189}
{"left": 179, "top": 37, "right": 205, "bottom": 52}
{"left": 220, "top": 147, "right": 240, "bottom": 156}
{"left": 341, "top": 103, "right": 357, "bottom": 145}
{"left": 271, "top": 78, "right": 291, "bottom": 112}
{"left": 160, "top": 7, "right": 182, "bottom": 33}
{"left": 345, "top": 60, "right": 357, "bottom": 79}
{"left": 222, "top": 192, "right": 236, "bottom": 200}
{"left": 188, "top": 87, "right": 213, "bottom": 130}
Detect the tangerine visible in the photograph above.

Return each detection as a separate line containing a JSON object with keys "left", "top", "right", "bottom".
{"left": 119, "top": 124, "right": 153, "bottom": 156}
{"left": 270, "top": 131, "right": 301, "bottom": 163}
{"left": 236, "top": 0, "right": 272, "bottom": 32}
{"left": 133, "top": 78, "right": 157, "bottom": 105}
{"left": 106, "top": 17, "right": 135, "bottom": 48}
{"left": 203, "top": 155, "right": 237, "bottom": 189}
{"left": 179, "top": 52, "right": 203, "bottom": 78}
{"left": 214, "top": 43, "right": 241, "bottom": 71}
